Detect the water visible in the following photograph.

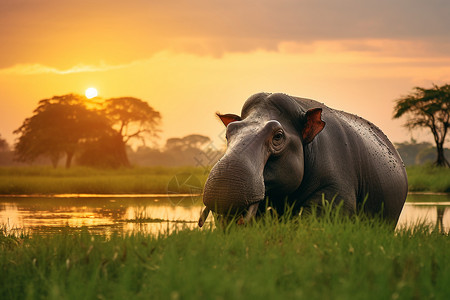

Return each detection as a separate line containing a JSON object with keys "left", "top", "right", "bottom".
{"left": 0, "top": 195, "right": 206, "bottom": 236}
{"left": 1, "top": 193, "right": 449, "bottom": 235}
{"left": 397, "top": 193, "right": 450, "bottom": 233}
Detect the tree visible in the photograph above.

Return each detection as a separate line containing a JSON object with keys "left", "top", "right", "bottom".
{"left": 166, "top": 134, "right": 211, "bottom": 152}
{"left": 393, "top": 84, "right": 450, "bottom": 167}
{"left": 0, "top": 134, "right": 8, "bottom": 152}
{"left": 164, "top": 134, "right": 220, "bottom": 166}
{"left": 104, "top": 97, "right": 161, "bottom": 146}
{"left": 14, "top": 94, "right": 112, "bottom": 168}
{"left": 77, "top": 132, "right": 129, "bottom": 168}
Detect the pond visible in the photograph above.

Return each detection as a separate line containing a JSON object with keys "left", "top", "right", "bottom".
{"left": 1, "top": 193, "right": 449, "bottom": 235}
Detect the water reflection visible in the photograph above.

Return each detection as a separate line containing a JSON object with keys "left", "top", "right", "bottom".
{"left": 396, "top": 204, "right": 449, "bottom": 232}
{"left": 0, "top": 196, "right": 207, "bottom": 236}
{"left": 396, "top": 193, "right": 450, "bottom": 233}
{"left": 0, "top": 194, "right": 449, "bottom": 235}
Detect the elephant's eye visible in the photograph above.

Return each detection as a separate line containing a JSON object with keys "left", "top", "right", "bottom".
{"left": 272, "top": 131, "right": 285, "bottom": 146}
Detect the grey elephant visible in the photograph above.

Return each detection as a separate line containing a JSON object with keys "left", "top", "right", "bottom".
{"left": 199, "top": 93, "right": 408, "bottom": 226}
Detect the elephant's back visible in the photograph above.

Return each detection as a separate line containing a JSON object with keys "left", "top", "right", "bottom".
{"left": 268, "top": 93, "right": 406, "bottom": 221}
{"left": 329, "top": 108, "right": 408, "bottom": 220}
{"left": 300, "top": 102, "right": 408, "bottom": 221}
{"left": 329, "top": 108, "right": 405, "bottom": 173}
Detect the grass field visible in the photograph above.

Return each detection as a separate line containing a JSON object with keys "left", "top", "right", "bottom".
{"left": 0, "top": 165, "right": 449, "bottom": 194}
{"left": 0, "top": 166, "right": 209, "bottom": 195}
{"left": 1, "top": 207, "right": 449, "bottom": 300}
{"left": 406, "top": 165, "right": 450, "bottom": 193}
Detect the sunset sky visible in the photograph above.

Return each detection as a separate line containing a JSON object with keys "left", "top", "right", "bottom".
{"left": 1, "top": 0, "right": 450, "bottom": 149}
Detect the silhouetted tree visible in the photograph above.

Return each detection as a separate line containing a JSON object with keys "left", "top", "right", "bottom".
{"left": 163, "top": 134, "right": 221, "bottom": 166}
{"left": 77, "top": 132, "right": 129, "bottom": 168}
{"left": 0, "top": 134, "right": 8, "bottom": 152}
{"left": 98, "top": 97, "right": 161, "bottom": 167}
{"left": 393, "top": 84, "right": 450, "bottom": 167}
{"left": 0, "top": 134, "right": 11, "bottom": 165}
{"left": 14, "top": 94, "right": 112, "bottom": 168}
{"left": 127, "top": 134, "right": 220, "bottom": 166}
{"left": 104, "top": 97, "right": 161, "bottom": 145}
{"left": 182, "top": 134, "right": 211, "bottom": 149}
{"left": 166, "top": 134, "right": 211, "bottom": 152}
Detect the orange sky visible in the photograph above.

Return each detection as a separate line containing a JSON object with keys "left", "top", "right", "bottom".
{"left": 1, "top": 0, "right": 450, "bottom": 149}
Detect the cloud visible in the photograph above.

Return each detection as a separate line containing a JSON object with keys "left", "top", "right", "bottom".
{"left": 3, "top": 36, "right": 450, "bottom": 77}
{"left": 0, "top": 61, "right": 140, "bottom": 75}
{"left": 1, "top": 0, "right": 449, "bottom": 68}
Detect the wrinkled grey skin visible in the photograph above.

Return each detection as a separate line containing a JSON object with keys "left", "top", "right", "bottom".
{"left": 201, "top": 93, "right": 408, "bottom": 225}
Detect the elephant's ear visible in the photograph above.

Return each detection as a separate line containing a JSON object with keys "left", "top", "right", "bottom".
{"left": 217, "top": 113, "right": 242, "bottom": 127}
{"left": 302, "top": 108, "right": 326, "bottom": 144}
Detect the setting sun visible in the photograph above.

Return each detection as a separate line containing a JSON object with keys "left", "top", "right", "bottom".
{"left": 85, "top": 87, "right": 98, "bottom": 99}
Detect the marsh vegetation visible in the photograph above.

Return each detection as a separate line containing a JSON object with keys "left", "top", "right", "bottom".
{"left": 0, "top": 165, "right": 449, "bottom": 195}
{"left": 0, "top": 165, "right": 449, "bottom": 299}
{"left": 406, "top": 165, "right": 450, "bottom": 193}
{"left": 1, "top": 207, "right": 449, "bottom": 300}
{"left": 0, "top": 166, "right": 209, "bottom": 195}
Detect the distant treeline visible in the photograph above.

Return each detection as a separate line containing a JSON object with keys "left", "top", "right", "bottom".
{"left": 0, "top": 133, "right": 224, "bottom": 168}
{"left": 127, "top": 134, "right": 224, "bottom": 167}
{"left": 395, "top": 141, "right": 450, "bottom": 166}
{"left": 1, "top": 133, "right": 446, "bottom": 168}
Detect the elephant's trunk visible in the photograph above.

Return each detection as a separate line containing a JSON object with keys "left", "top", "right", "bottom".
{"left": 203, "top": 155, "right": 265, "bottom": 214}
{"left": 200, "top": 120, "right": 283, "bottom": 227}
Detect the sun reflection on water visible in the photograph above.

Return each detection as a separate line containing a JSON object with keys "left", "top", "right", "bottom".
{"left": 0, "top": 195, "right": 449, "bottom": 236}
{"left": 0, "top": 196, "right": 208, "bottom": 235}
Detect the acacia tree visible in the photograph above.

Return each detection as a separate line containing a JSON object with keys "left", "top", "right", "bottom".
{"left": 104, "top": 97, "right": 161, "bottom": 146}
{"left": 14, "top": 94, "right": 112, "bottom": 168}
{"left": 393, "top": 84, "right": 450, "bottom": 167}
{"left": 166, "top": 134, "right": 211, "bottom": 152}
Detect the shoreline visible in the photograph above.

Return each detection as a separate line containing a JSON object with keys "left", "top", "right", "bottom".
{"left": 0, "top": 193, "right": 202, "bottom": 198}
{"left": 0, "top": 191, "right": 447, "bottom": 198}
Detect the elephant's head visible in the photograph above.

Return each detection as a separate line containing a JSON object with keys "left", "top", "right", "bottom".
{"left": 198, "top": 93, "right": 325, "bottom": 226}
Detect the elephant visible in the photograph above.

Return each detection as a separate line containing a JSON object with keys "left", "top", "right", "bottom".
{"left": 198, "top": 93, "right": 408, "bottom": 227}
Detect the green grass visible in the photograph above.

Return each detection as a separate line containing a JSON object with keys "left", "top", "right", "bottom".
{"left": 0, "top": 166, "right": 209, "bottom": 195}
{"left": 406, "top": 165, "right": 450, "bottom": 193}
{"left": 0, "top": 165, "right": 449, "bottom": 194}
{"left": 1, "top": 209, "right": 449, "bottom": 300}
